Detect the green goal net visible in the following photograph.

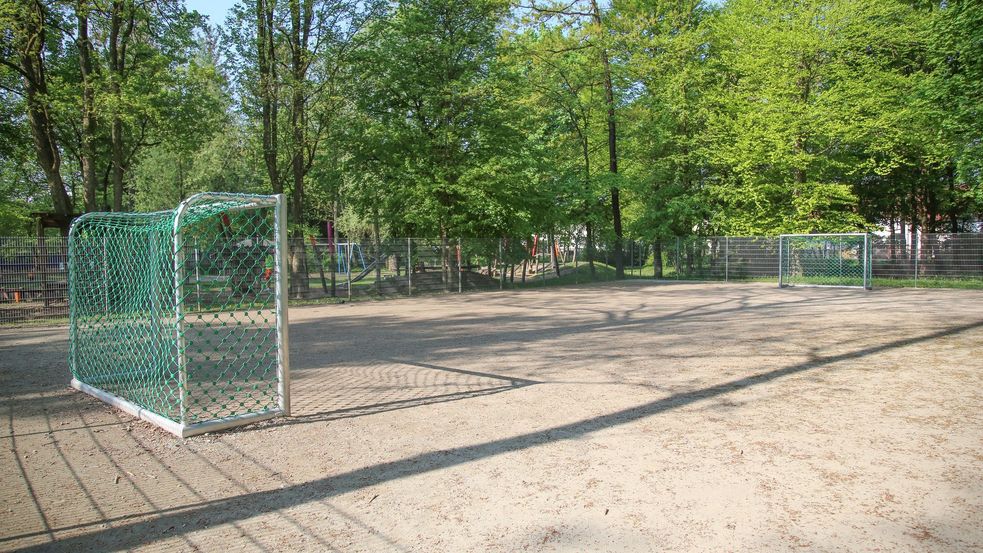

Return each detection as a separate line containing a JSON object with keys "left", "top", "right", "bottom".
{"left": 68, "top": 193, "right": 290, "bottom": 437}
{"left": 779, "top": 233, "right": 872, "bottom": 289}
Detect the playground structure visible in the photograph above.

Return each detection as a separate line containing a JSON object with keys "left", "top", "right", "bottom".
{"left": 67, "top": 193, "right": 290, "bottom": 438}
{"left": 301, "top": 237, "right": 502, "bottom": 297}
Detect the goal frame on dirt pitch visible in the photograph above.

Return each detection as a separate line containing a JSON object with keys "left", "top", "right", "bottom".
{"left": 67, "top": 192, "right": 291, "bottom": 438}
{"left": 778, "top": 233, "right": 873, "bottom": 290}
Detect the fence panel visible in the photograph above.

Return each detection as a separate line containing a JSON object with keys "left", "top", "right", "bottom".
{"left": 871, "top": 233, "right": 983, "bottom": 284}
{"left": 662, "top": 236, "right": 779, "bottom": 281}
{"left": 915, "top": 233, "right": 983, "bottom": 283}
{"left": 0, "top": 237, "right": 69, "bottom": 324}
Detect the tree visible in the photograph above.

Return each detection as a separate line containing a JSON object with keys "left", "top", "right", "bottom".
{"left": 614, "top": 0, "right": 713, "bottom": 274}
{"left": 350, "top": 0, "right": 515, "bottom": 287}
{"left": 922, "top": 0, "right": 983, "bottom": 230}
{"left": 698, "top": 0, "right": 932, "bottom": 234}
{"left": 1, "top": 0, "right": 73, "bottom": 226}
{"left": 523, "top": 0, "right": 627, "bottom": 277}
{"left": 511, "top": 21, "right": 606, "bottom": 275}
{"left": 226, "top": 0, "right": 376, "bottom": 214}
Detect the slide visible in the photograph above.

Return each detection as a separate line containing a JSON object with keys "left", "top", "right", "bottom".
{"left": 339, "top": 260, "right": 379, "bottom": 287}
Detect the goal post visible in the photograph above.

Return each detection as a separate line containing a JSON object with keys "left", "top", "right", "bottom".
{"left": 68, "top": 192, "right": 290, "bottom": 437}
{"left": 778, "top": 233, "right": 872, "bottom": 289}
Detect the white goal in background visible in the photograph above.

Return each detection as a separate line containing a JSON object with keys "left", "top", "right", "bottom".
{"left": 779, "top": 233, "right": 872, "bottom": 289}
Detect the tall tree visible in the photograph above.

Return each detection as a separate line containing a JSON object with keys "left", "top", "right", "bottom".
{"left": 513, "top": 22, "right": 606, "bottom": 274}
{"left": 76, "top": 0, "right": 99, "bottom": 211}
{"left": 352, "top": 0, "right": 513, "bottom": 287}
{"left": 523, "top": 0, "right": 626, "bottom": 277}
{"left": 923, "top": 0, "right": 983, "bottom": 230}
{"left": 699, "top": 0, "right": 931, "bottom": 234}
{"left": 227, "top": 0, "right": 377, "bottom": 213}
{"left": 1, "top": 0, "right": 73, "bottom": 226}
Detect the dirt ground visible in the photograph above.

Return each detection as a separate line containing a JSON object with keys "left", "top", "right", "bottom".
{"left": 1, "top": 281, "right": 981, "bottom": 552}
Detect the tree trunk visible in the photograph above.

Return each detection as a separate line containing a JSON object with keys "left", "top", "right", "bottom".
{"left": 257, "top": 0, "right": 280, "bottom": 193}
{"left": 110, "top": 118, "right": 124, "bottom": 210}
{"left": 898, "top": 217, "right": 908, "bottom": 259}
{"left": 889, "top": 218, "right": 897, "bottom": 262}
{"left": 289, "top": 0, "right": 307, "bottom": 221}
{"left": 550, "top": 232, "right": 561, "bottom": 276}
{"left": 793, "top": 135, "right": 806, "bottom": 189}
{"left": 372, "top": 214, "right": 382, "bottom": 295}
{"left": 289, "top": 239, "right": 310, "bottom": 299}
{"left": 947, "top": 164, "right": 958, "bottom": 233}
{"left": 591, "top": 0, "right": 623, "bottom": 279}
{"left": 77, "top": 4, "right": 98, "bottom": 212}
{"left": 521, "top": 238, "right": 528, "bottom": 284}
{"left": 19, "top": 1, "right": 72, "bottom": 223}
{"left": 108, "top": 1, "right": 133, "bottom": 211}
{"left": 585, "top": 222, "right": 596, "bottom": 277}
{"left": 652, "top": 239, "right": 663, "bottom": 278}
{"left": 310, "top": 236, "right": 328, "bottom": 293}
{"left": 440, "top": 225, "right": 450, "bottom": 291}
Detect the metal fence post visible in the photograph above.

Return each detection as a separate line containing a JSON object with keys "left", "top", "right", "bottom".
{"left": 499, "top": 239, "right": 504, "bottom": 290}
{"left": 407, "top": 238, "right": 412, "bottom": 296}
{"left": 675, "top": 237, "right": 681, "bottom": 279}
{"left": 724, "top": 236, "right": 734, "bottom": 281}
{"left": 778, "top": 235, "right": 784, "bottom": 288}
{"left": 914, "top": 234, "right": 919, "bottom": 285}
{"left": 458, "top": 238, "right": 463, "bottom": 294}
{"left": 864, "top": 233, "right": 871, "bottom": 290}
{"left": 347, "top": 242, "right": 353, "bottom": 301}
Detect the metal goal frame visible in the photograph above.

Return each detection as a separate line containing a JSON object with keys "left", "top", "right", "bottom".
{"left": 778, "top": 233, "right": 872, "bottom": 290}
{"left": 68, "top": 192, "right": 291, "bottom": 437}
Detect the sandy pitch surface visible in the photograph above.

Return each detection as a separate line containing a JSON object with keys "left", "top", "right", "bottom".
{"left": 1, "top": 281, "right": 981, "bottom": 552}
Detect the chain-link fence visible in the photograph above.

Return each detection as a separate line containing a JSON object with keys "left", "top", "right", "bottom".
{"left": 871, "top": 233, "right": 983, "bottom": 284}
{"left": 285, "top": 233, "right": 621, "bottom": 300}
{"left": 0, "top": 236, "right": 69, "bottom": 324}
{"left": 662, "top": 233, "right": 983, "bottom": 286}
{"left": 5, "top": 231, "right": 982, "bottom": 324}
{"left": 661, "top": 236, "right": 781, "bottom": 280}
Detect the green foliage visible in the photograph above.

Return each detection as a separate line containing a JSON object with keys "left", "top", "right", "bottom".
{"left": 0, "top": 0, "right": 980, "bottom": 242}
{"left": 346, "top": 0, "right": 547, "bottom": 240}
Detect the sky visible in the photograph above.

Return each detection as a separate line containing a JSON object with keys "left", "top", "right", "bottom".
{"left": 186, "top": 0, "right": 238, "bottom": 27}
{"left": 185, "top": 0, "right": 728, "bottom": 29}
